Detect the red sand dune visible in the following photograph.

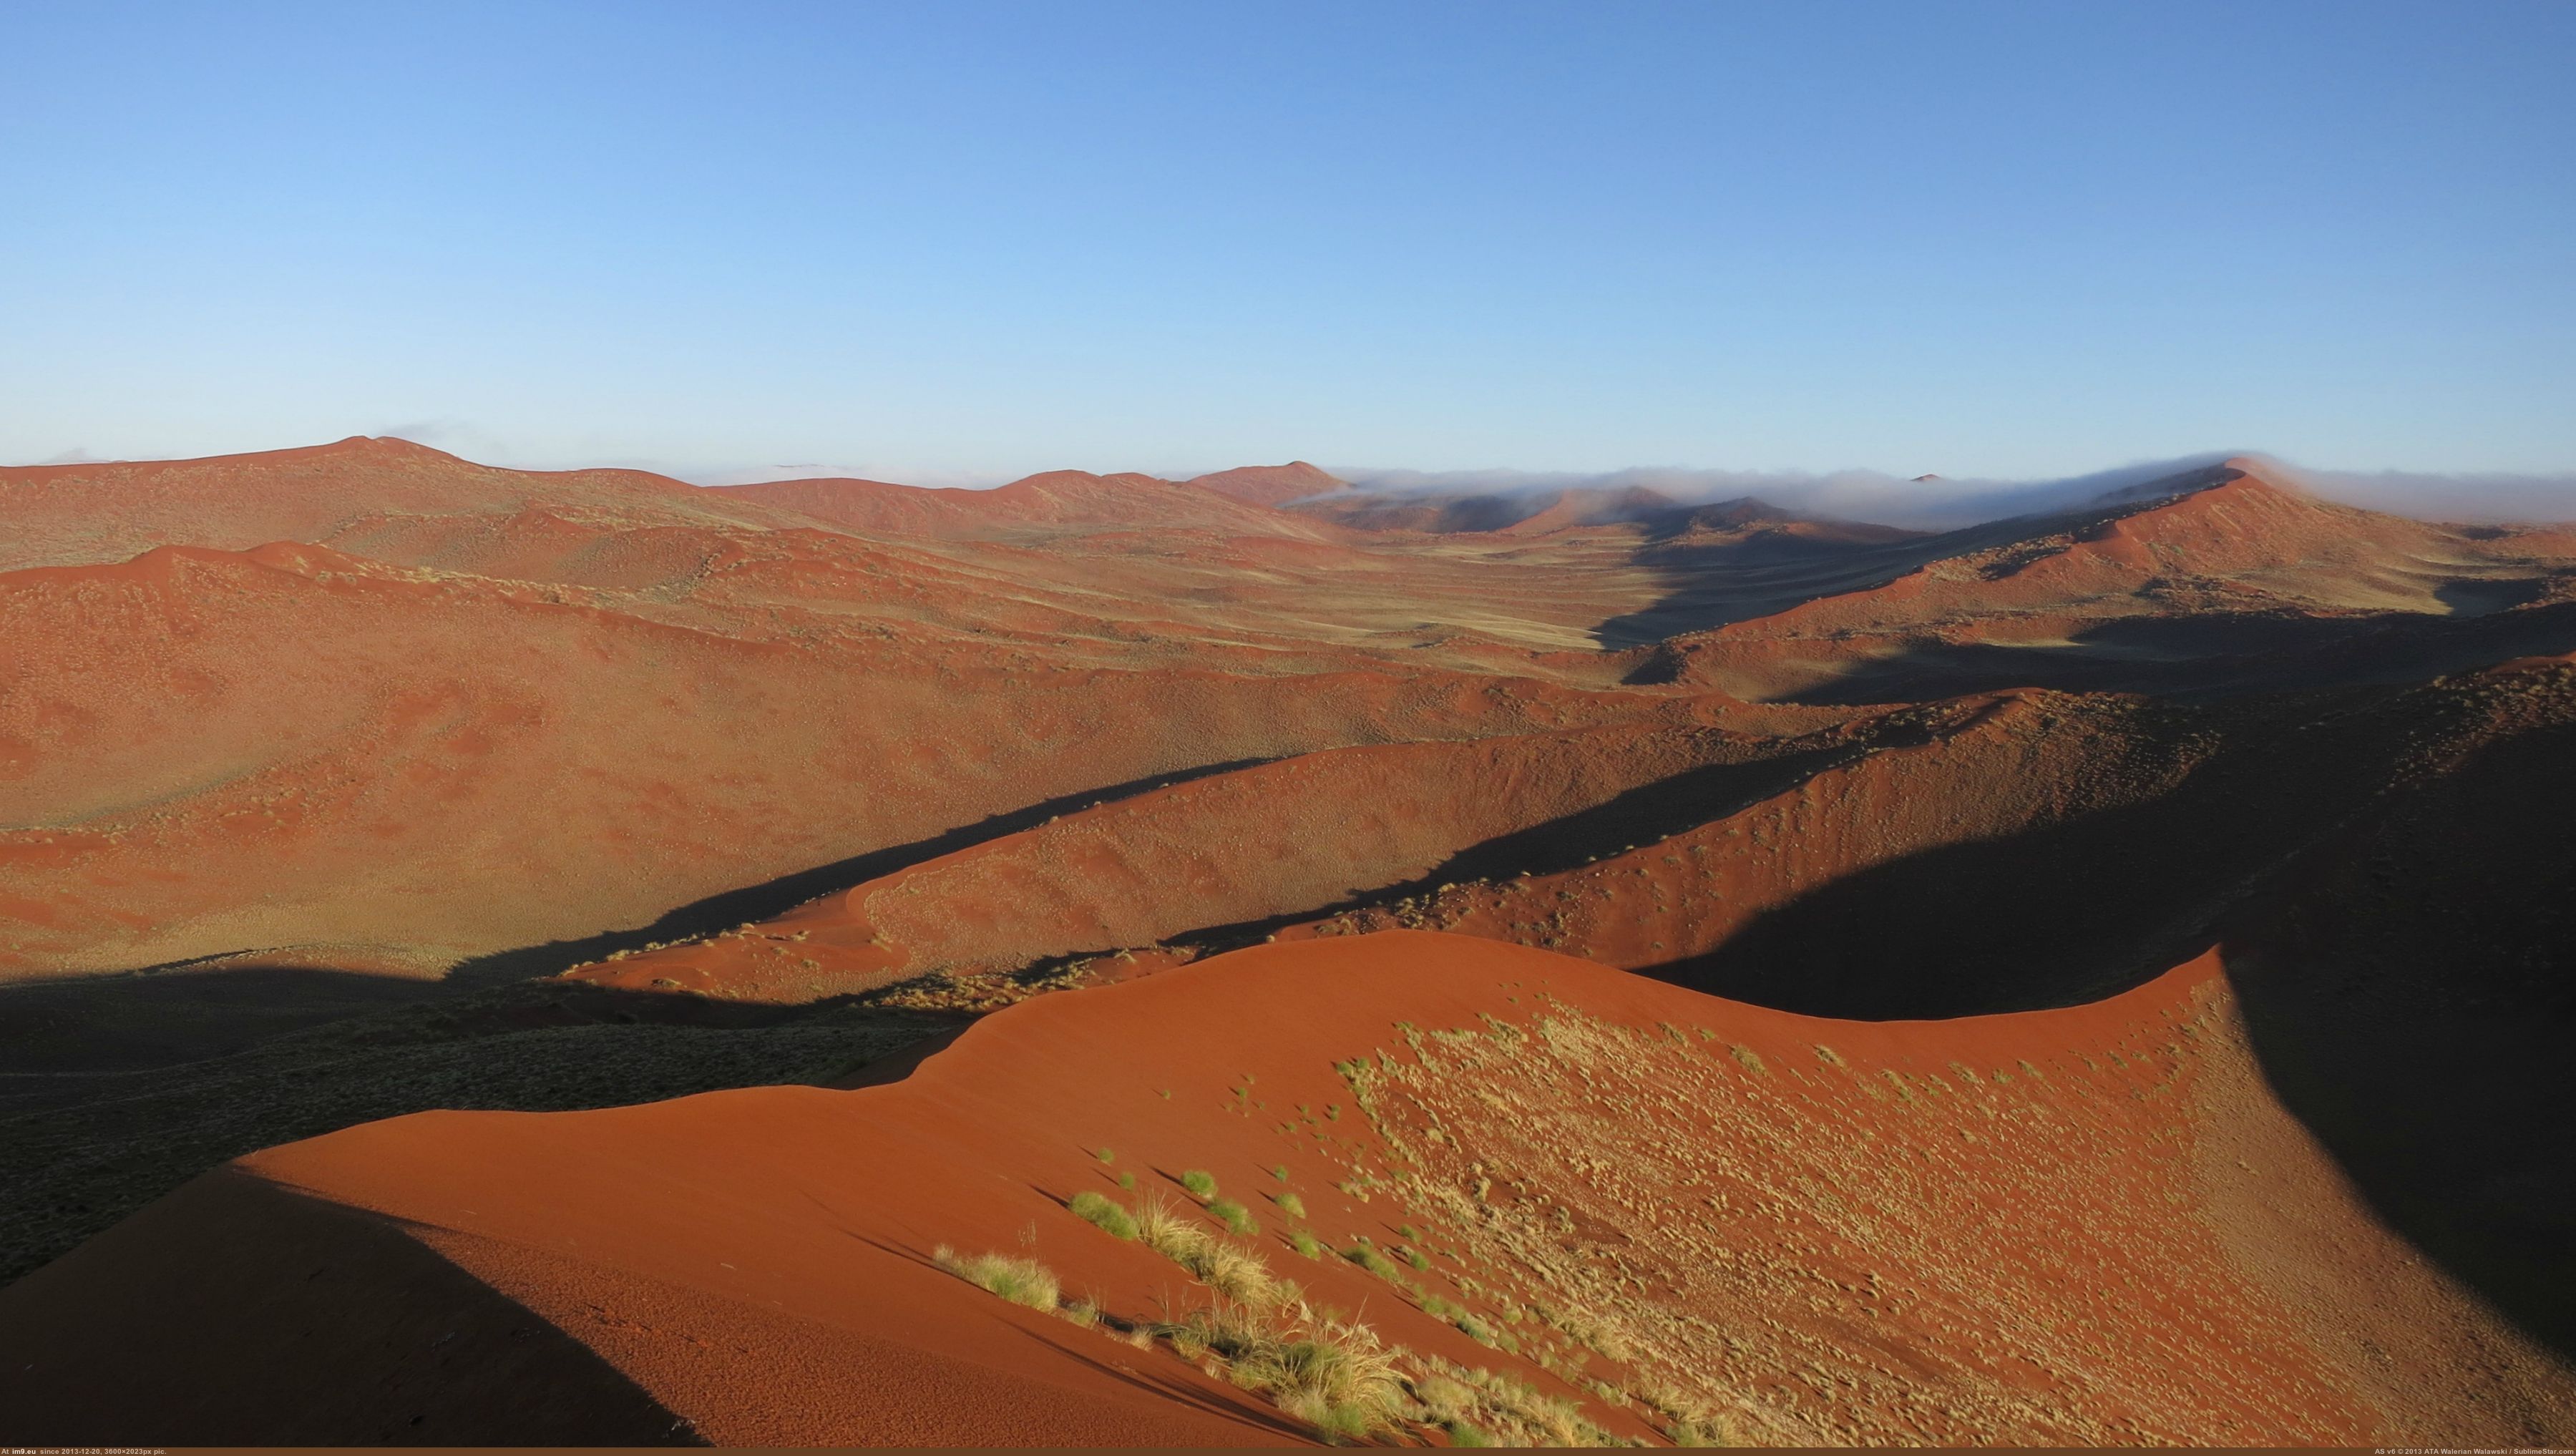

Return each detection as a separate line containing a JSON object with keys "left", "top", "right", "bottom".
{"left": 4, "top": 932, "right": 2565, "bottom": 1445}
{"left": 721, "top": 467, "right": 1343, "bottom": 541}
{"left": 1189, "top": 460, "right": 1350, "bottom": 508}
{"left": 0, "top": 436, "right": 806, "bottom": 573}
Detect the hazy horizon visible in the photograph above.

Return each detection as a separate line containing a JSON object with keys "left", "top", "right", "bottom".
{"left": 21, "top": 432, "right": 2576, "bottom": 529}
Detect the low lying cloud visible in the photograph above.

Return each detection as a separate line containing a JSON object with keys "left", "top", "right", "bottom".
{"left": 2262, "top": 465, "right": 2576, "bottom": 526}
{"left": 1327, "top": 454, "right": 2576, "bottom": 530}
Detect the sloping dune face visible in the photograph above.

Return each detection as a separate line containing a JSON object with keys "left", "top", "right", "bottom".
{"left": 3, "top": 934, "right": 2566, "bottom": 1445}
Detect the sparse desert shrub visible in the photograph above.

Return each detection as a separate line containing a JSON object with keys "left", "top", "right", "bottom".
{"left": 1271, "top": 1163, "right": 1290, "bottom": 1181}
{"left": 1209, "top": 1196, "right": 1259, "bottom": 1237}
{"left": 1093, "top": 1146, "right": 1116, "bottom": 1163}
{"left": 1402, "top": 1246, "right": 1432, "bottom": 1271}
{"left": 1289, "top": 1228, "right": 1324, "bottom": 1259}
{"left": 1068, "top": 1189, "right": 1138, "bottom": 1240}
{"left": 1180, "top": 1168, "right": 1218, "bottom": 1198}
{"left": 1274, "top": 1191, "right": 1307, "bottom": 1218}
{"left": 1117, "top": 1170, "right": 1137, "bottom": 1189}
{"left": 932, "top": 1245, "right": 1060, "bottom": 1311}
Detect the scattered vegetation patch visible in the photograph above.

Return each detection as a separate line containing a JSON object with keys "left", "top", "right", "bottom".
{"left": 1208, "top": 1196, "right": 1259, "bottom": 1237}
{"left": 1274, "top": 1190, "right": 1307, "bottom": 1218}
{"left": 1415, "top": 1356, "right": 1616, "bottom": 1447}
{"left": 1179, "top": 1168, "right": 1219, "bottom": 1198}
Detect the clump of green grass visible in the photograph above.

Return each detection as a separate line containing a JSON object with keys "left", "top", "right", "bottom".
{"left": 1117, "top": 1170, "right": 1137, "bottom": 1190}
{"left": 1092, "top": 1145, "right": 1116, "bottom": 1163}
{"left": 1402, "top": 1246, "right": 1432, "bottom": 1271}
{"left": 1274, "top": 1191, "right": 1307, "bottom": 1219}
{"left": 1271, "top": 1163, "right": 1290, "bottom": 1181}
{"left": 1288, "top": 1227, "right": 1324, "bottom": 1259}
{"left": 1342, "top": 1244, "right": 1403, "bottom": 1279}
{"left": 1068, "top": 1190, "right": 1138, "bottom": 1240}
{"left": 932, "top": 1245, "right": 1060, "bottom": 1311}
{"left": 1208, "top": 1196, "right": 1259, "bottom": 1237}
{"left": 1179, "top": 1168, "right": 1218, "bottom": 1198}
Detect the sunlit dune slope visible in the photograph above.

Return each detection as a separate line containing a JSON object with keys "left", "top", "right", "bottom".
{"left": 0, "top": 436, "right": 805, "bottom": 572}
{"left": 3, "top": 932, "right": 2565, "bottom": 1445}
{"left": 0, "top": 534, "right": 1653, "bottom": 977}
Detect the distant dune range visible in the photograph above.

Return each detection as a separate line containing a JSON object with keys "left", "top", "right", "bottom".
{"left": 1, "top": 439, "right": 2572, "bottom": 1443}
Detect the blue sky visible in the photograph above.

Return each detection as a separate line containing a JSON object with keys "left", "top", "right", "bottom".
{"left": 4, "top": 1, "right": 2570, "bottom": 485}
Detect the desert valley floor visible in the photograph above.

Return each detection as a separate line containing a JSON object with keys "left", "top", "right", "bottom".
{"left": 1, "top": 441, "right": 2572, "bottom": 1445}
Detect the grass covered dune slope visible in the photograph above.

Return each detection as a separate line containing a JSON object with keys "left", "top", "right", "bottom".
{"left": 3, "top": 932, "right": 2567, "bottom": 1445}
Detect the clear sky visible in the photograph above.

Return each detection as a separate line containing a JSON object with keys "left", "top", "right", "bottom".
{"left": 4, "top": 1, "right": 2570, "bottom": 484}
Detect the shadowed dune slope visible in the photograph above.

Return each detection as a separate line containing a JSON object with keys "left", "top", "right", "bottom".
{"left": 1641, "top": 459, "right": 2576, "bottom": 701}
{"left": 3, "top": 933, "right": 2567, "bottom": 1445}
{"left": 564, "top": 707, "right": 1861, "bottom": 1000}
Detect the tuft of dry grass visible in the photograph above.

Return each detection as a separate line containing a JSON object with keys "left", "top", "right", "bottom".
{"left": 1200, "top": 1300, "right": 1408, "bottom": 1442}
{"left": 1137, "top": 1193, "right": 1278, "bottom": 1304}
{"left": 932, "top": 1245, "right": 1060, "bottom": 1311}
